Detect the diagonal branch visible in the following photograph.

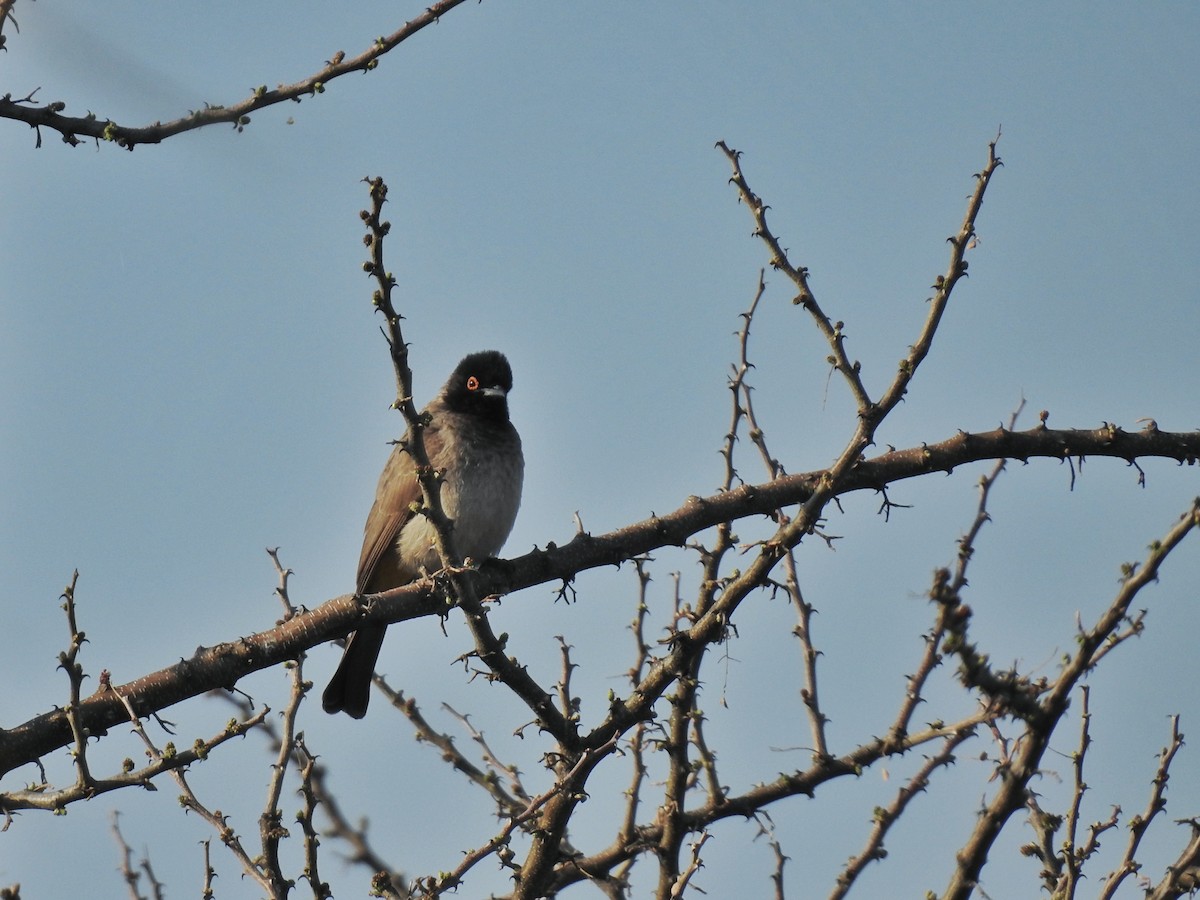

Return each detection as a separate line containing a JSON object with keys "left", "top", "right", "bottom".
{"left": 0, "top": 0, "right": 474, "bottom": 149}
{"left": 1, "top": 425, "right": 1197, "bottom": 781}
{"left": 545, "top": 714, "right": 993, "bottom": 894}
{"left": 940, "top": 498, "right": 1200, "bottom": 900}
{"left": 716, "top": 141, "right": 870, "bottom": 408}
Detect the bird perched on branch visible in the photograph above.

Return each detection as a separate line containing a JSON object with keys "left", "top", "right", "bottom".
{"left": 322, "top": 350, "right": 524, "bottom": 718}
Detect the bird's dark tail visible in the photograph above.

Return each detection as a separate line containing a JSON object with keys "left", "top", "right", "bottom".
{"left": 322, "top": 624, "right": 386, "bottom": 718}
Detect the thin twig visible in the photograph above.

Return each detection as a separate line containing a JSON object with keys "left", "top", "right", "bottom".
{"left": 112, "top": 689, "right": 275, "bottom": 895}
{"left": 831, "top": 729, "right": 977, "bottom": 898}
{"left": 1100, "top": 714, "right": 1187, "bottom": 899}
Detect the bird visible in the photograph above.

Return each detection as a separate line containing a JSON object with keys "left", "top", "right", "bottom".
{"left": 322, "top": 350, "right": 524, "bottom": 718}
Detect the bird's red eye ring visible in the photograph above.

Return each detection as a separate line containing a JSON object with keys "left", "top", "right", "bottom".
{"left": 466, "top": 376, "right": 480, "bottom": 391}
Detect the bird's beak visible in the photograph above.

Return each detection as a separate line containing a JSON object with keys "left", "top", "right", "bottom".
{"left": 479, "top": 386, "right": 507, "bottom": 399}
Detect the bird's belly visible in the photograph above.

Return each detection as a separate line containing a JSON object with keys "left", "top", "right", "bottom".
{"left": 395, "top": 449, "right": 522, "bottom": 572}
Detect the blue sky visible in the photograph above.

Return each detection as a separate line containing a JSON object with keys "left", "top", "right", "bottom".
{"left": 2, "top": 3, "right": 1198, "bottom": 897}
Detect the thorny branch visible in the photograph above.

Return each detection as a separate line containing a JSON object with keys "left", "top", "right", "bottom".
{"left": 3, "top": 418, "right": 1197, "bottom": 786}
{"left": 940, "top": 498, "right": 1200, "bottom": 900}
{"left": 216, "top": 691, "right": 410, "bottom": 897}
{"left": 832, "top": 730, "right": 976, "bottom": 900}
{"left": 112, "top": 686, "right": 280, "bottom": 896}
{"left": 729, "top": 271, "right": 832, "bottom": 759}
{"left": 0, "top": 0, "right": 476, "bottom": 149}
{"left": 543, "top": 135, "right": 1005, "bottom": 894}
{"left": 365, "top": 137, "right": 1010, "bottom": 897}
{"left": 2, "top": 135, "right": 1197, "bottom": 900}
{"left": 1101, "top": 714, "right": 1187, "bottom": 898}
{"left": 1024, "top": 690, "right": 1193, "bottom": 900}
{"left": 0, "top": 574, "right": 270, "bottom": 821}
{"left": 111, "top": 811, "right": 165, "bottom": 900}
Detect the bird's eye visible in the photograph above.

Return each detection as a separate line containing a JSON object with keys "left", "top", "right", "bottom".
{"left": 466, "top": 375, "right": 480, "bottom": 391}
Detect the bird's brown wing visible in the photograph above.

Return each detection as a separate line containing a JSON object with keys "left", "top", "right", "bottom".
{"left": 355, "top": 422, "right": 445, "bottom": 593}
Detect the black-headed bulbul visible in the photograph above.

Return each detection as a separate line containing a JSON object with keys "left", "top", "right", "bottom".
{"left": 322, "top": 350, "right": 523, "bottom": 718}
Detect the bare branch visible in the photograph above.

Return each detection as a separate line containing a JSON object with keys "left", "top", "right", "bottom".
{"left": 831, "top": 729, "right": 977, "bottom": 898}
{"left": 112, "top": 690, "right": 277, "bottom": 896}
{"left": 547, "top": 714, "right": 990, "bottom": 893}
{"left": 1147, "top": 820, "right": 1200, "bottom": 900}
{"left": 2, "top": 424, "right": 1196, "bottom": 783}
{"left": 716, "top": 141, "right": 870, "bottom": 408}
{"left": 1101, "top": 714, "right": 1187, "bottom": 898}
{"left": 0, "top": 0, "right": 476, "bottom": 149}
{"left": 941, "top": 499, "right": 1200, "bottom": 900}
{"left": 213, "top": 691, "right": 409, "bottom": 895}
{"left": 110, "top": 811, "right": 163, "bottom": 900}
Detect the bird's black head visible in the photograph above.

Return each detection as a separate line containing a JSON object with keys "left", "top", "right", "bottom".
{"left": 442, "top": 350, "right": 515, "bottom": 422}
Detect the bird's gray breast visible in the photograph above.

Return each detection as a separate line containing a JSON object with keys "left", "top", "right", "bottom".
{"left": 397, "top": 413, "right": 523, "bottom": 571}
